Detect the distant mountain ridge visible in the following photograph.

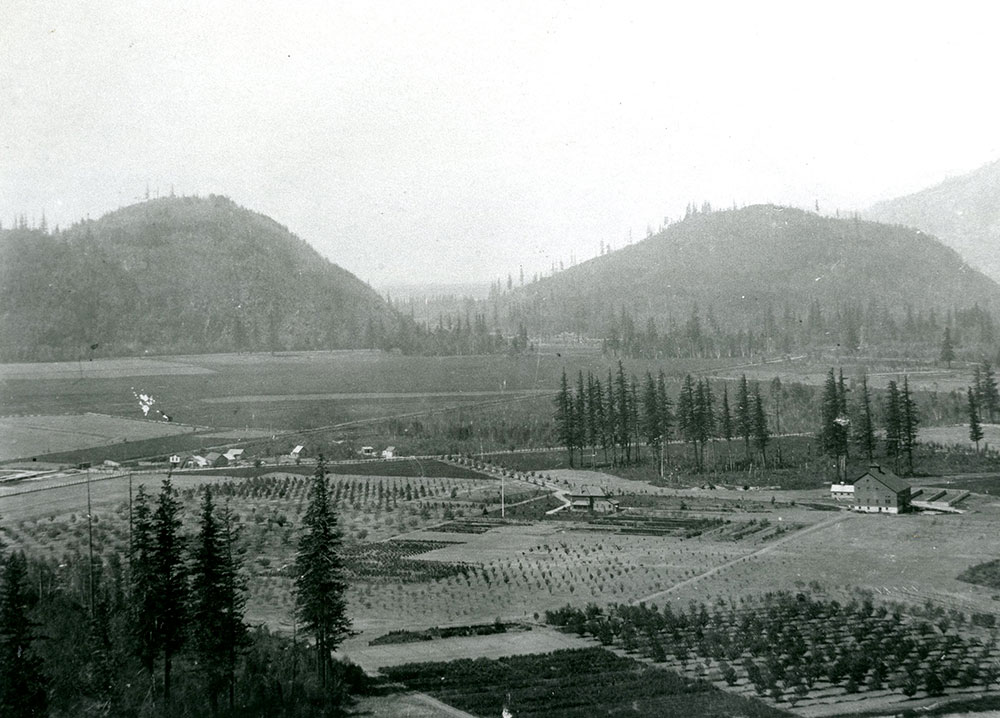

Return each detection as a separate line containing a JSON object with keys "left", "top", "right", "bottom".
{"left": 866, "top": 159, "right": 1000, "bottom": 282}
{"left": 0, "top": 195, "right": 397, "bottom": 361}
{"left": 501, "top": 204, "right": 1000, "bottom": 344}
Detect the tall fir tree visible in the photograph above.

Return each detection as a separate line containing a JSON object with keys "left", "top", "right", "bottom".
{"left": 575, "top": 371, "right": 588, "bottom": 466}
{"left": 129, "top": 484, "right": 158, "bottom": 678}
{"left": 677, "top": 375, "right": 698, "bottom": 469}
{"left": 751, "top": 385, "right": 770, "bottom": 464}
{"left": 294, "top": 456, "right": 350, "bottom": 689}
{"left": 719, "top": 384, "right": 734, "bottom": 466}
{"left": 940, "top": 327, "right": 955, "bottom": 367}
{"left": 655, "top": 370, "right": 673, "bottom": 470}
{"left": 152, "top": 478, "right": 187, "bottom": 706}
{"left": 219, "top": 502, "right": 247, "bottom": 711}
{"left": 736, "top": 374, "right": 752, "bottom": 458}
{"left": 190, "top": 487, "right": 247, "bottom": 715}
{"left": 884, "top": 380, "right": 903, "bottom": 473}
{"left": 901, "top": 376, "right": 920, "bottom": 475}
{"left": 968, "top": 387, "right": 984, "bottom": 453}
{"left": 554, "top": 370, "right": 574, "bottom": 467}
{"left": 852, "top": 374, "right": 876, "bottom": 462}
{"left": 615, "top": 361, "right": 631, "bottom": 464}
{"left": 981, "top": 362, "right": 1000, "bottom": 422}
{"left": 0, "top": 551, "right": 46, "bottom": 718}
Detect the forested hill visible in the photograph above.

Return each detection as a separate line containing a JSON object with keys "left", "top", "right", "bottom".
{"left": 0, "top": 195, "right": 399, "bottom": 361}
{"left": 500, "top": 205, "right": 1000, "bottom": 354}
{"left": 866, "top": 159, "right": 1000, "bottom": 283}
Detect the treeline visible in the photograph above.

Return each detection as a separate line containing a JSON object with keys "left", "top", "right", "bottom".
{"left": 0, "top": 460, "right": 359, "bottom": 717}
{"left": 553, "top": 364, "right": 771, "bottom": 474}
{"left": 602, "top": 302, "right": 999, "bottom": 360}
{"left": 365, "top": 312, "right": 530, "bottom": 356}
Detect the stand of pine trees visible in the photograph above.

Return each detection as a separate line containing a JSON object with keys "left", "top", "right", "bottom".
{"left": 0, "top": 476, "right": 363, "bottom": 717}
{"left": 554, "top": 366, "right": 772, "bottom": 475}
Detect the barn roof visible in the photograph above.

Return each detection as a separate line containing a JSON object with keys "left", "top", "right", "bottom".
{"left": 856, "top": 465, "right": 909, "bottom": 494}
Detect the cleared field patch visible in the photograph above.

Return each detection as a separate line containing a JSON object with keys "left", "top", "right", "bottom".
{"left": 0, "top": 357, "right": 215, "bottom": 380}
{"left": 920, "top": 424, "right": 1000, "bottom": 449}
{"left": 661, "top": 510, "right": 1000, "bottom": 615}
{"left": 0, "top": 412, "right": 199, "bottom": 460}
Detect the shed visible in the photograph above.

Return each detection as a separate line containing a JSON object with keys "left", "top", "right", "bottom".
{"left": 204, "top": 452, "right": 226, "bottom": 467}
{"left": 566, "top": 486, "right": 619, "bottom": 513}
{"left": 830, "top": 483, "right": 854, "bottom": 500}
{"left": 852, "top": 464, "right": 911, "bottom": 514}
{"left": 381, "top": 446, "right": 396, "bottom": 459}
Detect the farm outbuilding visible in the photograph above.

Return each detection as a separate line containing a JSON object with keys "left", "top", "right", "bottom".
{"left": 567, "top": 486, "right": 619, "bottom": 513}
{"left": 830, "top": 483, "right": 854, "bottom": 500}
{"left": 852, "top": 464, "right": 911, "bottom": 514}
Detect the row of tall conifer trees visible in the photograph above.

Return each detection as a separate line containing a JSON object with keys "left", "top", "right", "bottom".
{"left": 0, "top": 458, "right": 353, "bottom": 717}
{"left": 553, "top": 364, "right": 771, "bottom": 475}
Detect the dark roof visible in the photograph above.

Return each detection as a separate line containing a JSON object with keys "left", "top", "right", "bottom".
{"left": 567, "top": 486, "right": 610, "bottom": 498}
{"left": 855, "top": 465, "right": 909, "bottom": 494}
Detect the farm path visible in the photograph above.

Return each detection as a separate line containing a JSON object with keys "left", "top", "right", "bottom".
{"left": 406, "top": 693, "right": 477, "bottom": 718}
{"left": 632, "top": 510, "right": 853, "bottom": 605}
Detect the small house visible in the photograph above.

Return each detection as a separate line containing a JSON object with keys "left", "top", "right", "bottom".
{"left": 567, "top": 486, "right": 619, "bottom": 513}
{"left": 186, "top": 455, "right": 210, "bottom": 468}
{"left": 168, "top": 454, "right": 181, "bottom": 467}
{"left": 852, "top": 464, "right": 911, "bottom": 514}
{"left": 290, "top": 445, "right": 304, "bottom": 460}
{"left": 360, "top": 446, "right": 376, "bottom": 458}
{"left": 223, "top": 448, "right": 244, "bottom": 464}
{"left": 103, "top": 459, "right": 122, "bottom": 469}
{"left": 381, "top": 446, "right": 396, "bottom": 459}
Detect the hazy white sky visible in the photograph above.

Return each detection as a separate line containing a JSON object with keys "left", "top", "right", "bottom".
{"left": 3, "top": 1, "right": 999, "bottom": 286}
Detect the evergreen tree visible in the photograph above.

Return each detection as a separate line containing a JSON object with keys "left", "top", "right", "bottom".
{"left": 694, "top": 379, "right": 715, "bottom": 469}
{"left": 884, "top": 380, "right": 903, "bottom": 473}
{"left": 820, "top": 368, "right": 848, "bottom": 476}
{"left": 190, "top": 487, "right": 247, "bottom": 714}
{"left": 853, "top": 374, "right": 876, "bottom": 462}
{"left": 0, "top": 551, "right": 46, "bottom": 718}
{"left": 219, "top": 502, "right": 247, "bottom": 711}
{"left": 752, "top": 385, "right": 770, "bottom": 464}
{"left": 901, "top": 376, "right": 920, "bottom": 475}
{"left": 554, "top": 370, "right": 574, "bottom": 467}
{"left": 129, "top": 484, "right": 158, "bottom": 678}
{"left": 615, "top": 361, "right": 631, "bottom": 464}
{"left": 981, "top": 362, "right": 1000, "bottom": 422}
{"left": 585, "top": 373, "right": 600, "bottom": 467}
{"left": 575, "top": 371, "right": 588, "bottom": 466}
{"left": 640, "top": 373, "right": 662, "bottom": 470}
{"left": 152, "top": 478, "right": 187, "bottom": 705}
{"left": 655, "top": 370, "right": 673, "bottom": 469}
{"left": 719, "top": 384, "right": 734, "bottom": 467}
{"left": 940, "top": 327, "right": 955, "bottom": 367}
{"left": 968, "top": 388, "right": 984, "bottom": 453}
{"left": 294, "top": 456, "right": 350, "bottom": 689}
{"left": 736, "top": 374, "right": 752, "bottom": 458}
{"left": 677, "top": 375, "right": 698, "bottom": 469}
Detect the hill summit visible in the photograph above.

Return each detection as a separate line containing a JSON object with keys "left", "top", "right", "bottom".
{"left": 0, "top": 195, "right": 396, "bottom": 361}
{"left": 502, "top": 205, "right": 1000, "bottom": 348}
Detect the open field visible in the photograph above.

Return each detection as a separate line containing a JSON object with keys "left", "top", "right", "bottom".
{"left": 0, "top": 412, "right": 200, "bottom": 461}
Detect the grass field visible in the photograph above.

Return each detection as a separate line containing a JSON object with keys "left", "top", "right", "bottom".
{"left": 0, "top": 413, "right": 199, "bottom": 461}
